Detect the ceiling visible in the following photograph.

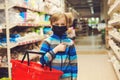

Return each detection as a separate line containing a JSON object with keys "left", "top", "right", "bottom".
{"left": 66, "top": 0, "right": 101, "bottom": 18}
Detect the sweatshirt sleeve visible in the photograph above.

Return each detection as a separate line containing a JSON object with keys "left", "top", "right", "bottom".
{"left": 40, "top": 40, "right": 55, "bottom": 64}
{"left": 69, "top": 45, "right": 78, "bottom": 79}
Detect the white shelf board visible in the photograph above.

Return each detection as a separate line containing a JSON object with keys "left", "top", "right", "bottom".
{"left": 108, "top": 51, "right": 120, "bottom": 80}
{"left": 7, "top": 3, "right": 15, "bottom": 9}
{"left": 112, "top": 59, "right": 120, "bottom": 80}
{"left": 108, "top": 19, "right": 120, "bottom": 26}
{"left": 109, "top": 40, "right": 120, "bottom": 61}
{"left": 0, "top": 4, "right": 5, "bottom": 9}
{"left": 17, "top": 22, "right": 50, "bottom": 27}
{"left": 15, "top": 4, "right": 42, "bottom": 13}
{"left": 0, "top": 3, "right": 15, "bottom": 9}
{"left": 109, "top": 30, "right": 120, "bottom": 42}
{"left": 8, "top": 23, "right": 18, "bottom": 29}
{"left": 10, "top": 36, "right": 44, "bottom": 49}
{"left": 108, "top": 0, "right": 120, "bottom": 15}
{"left": 108, "top": 0, "right": 115, "bottom": 6}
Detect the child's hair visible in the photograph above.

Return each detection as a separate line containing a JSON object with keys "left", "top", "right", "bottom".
{"left": 65, "top": 12, "right": 74, "bottom": 27}
{"left": 50, "top": 12, "right": 68, "bottom": 27}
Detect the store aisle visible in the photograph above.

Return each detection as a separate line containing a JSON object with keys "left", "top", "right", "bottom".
{"left": 75, "top": 34, "right": 105, "bottom": 51}
{"left": 75, "top": 35, "right": 117, "bottom": 80}
{"left": 77, "top": 54, "right": 117, "bottom": 80}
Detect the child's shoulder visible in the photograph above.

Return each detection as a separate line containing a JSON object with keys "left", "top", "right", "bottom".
{"left": 63, "top": 38, "right": 74, "bottom": 46}
{"left": 43, "top": 36, "right": 55, "bottom": 43}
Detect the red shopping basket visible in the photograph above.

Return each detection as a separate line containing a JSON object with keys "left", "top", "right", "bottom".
{"left": 11, "top": 50, "right": 63, "bottom": 80}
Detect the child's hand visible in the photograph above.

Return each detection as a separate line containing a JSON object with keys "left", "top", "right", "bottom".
{"left": 53, "top": 43, "right": 66, "bottom": 53}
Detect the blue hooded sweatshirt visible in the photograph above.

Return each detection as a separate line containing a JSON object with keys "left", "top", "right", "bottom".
{"left": 40, "top": 33, "right": 78, "bottom": 79}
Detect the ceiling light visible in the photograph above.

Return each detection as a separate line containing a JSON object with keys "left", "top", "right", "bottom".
{"left": 90, "top": 7, "right": 94, "bottom": 14}
{"left": 87, "top": 0, "right": 92, "bottom": 2}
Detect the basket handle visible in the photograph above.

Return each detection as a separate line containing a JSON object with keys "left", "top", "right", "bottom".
{"left": 21, "top": 50, "right": 52, "bottom": 71}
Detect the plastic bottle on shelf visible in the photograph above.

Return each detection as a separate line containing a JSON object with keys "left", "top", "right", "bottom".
{"left": 2, "top": 55, "right": 8, "bottom": 67}
{"left": 24, "top": 0, "right": 29, "bottom": 5}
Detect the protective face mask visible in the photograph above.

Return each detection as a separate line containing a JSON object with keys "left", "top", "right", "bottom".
{"left": 52, "top": 25, "right": 67, "bottom": 37}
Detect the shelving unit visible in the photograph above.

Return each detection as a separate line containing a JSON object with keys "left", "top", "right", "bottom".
{"left": 0, "top": 2, "right": 45, "bottom": 78}
{"left": 78, "top": 20, "right": 89, "bottom": 36}
{"left": 17, "top": 22, "right": 50, "bottom": 27}
{"left": 108, "top": 0, "right": 120, "bottom": 16}
{"left": 108, "top": 0, "right": 115, "bottom": 6}
{"left": 0, "top": 0, "right": 65, "bottom": 79}
{"left": 107, "top": 0, "right": 120, "bottom": 80}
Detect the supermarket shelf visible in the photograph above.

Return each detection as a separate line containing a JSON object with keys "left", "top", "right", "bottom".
{"left": 0, "top": 23, "right": 6, "bottom": 33}
{"left": 109, "top": 30, "right": 120, "bottom": 42}
{"left": 17, "top": 23, "right": 40, "bottom": 27}
{"left": 1, "top": 23, "right": 6, "bottom": 29}
{"left": 1, "top": 36, "right": 44, "bottom": 49}
{"left": 0, "top": 4, "right": 5, "bottom": 9}
{"left": 106, "top": 27, "right": 113, "bottom": 31}
{"left": 39, "top": 22, "right": 50, "bottom": 26}
{"left": 0, "top": 3, "right": 15, "bottom": 9}
{"left": 8, "top": 22, "right": 50, "bottom": 29}
{"left": 109, "top": 40, "right": 120, "bottom": 61}
{"left": 9, "top": 43, "right": 18, "bottom": 49}
{"left": 108, "top": 51, "right": 120, "bottom": 80}
{"left": 18, "top": 49, "right": 40, "bottom": 61}
{"left": 9, "top": 23, "right": 18, "bottom": 29}
{"left": 0, "top": 63, "right": 8, "bottom": 68}
{"left": 108, "top": 51, "right": 114, "bottom": 59}
{"left": 108, "top": 51, "right": 117, "bottom": 64}
{"left": 108, "top": 0, "right": 115, "bottom": 6}
{"left": 18, "top": 38, "right": 43, "bottom": 46}
{"left": 10, "top": 36, "right": 44, "bottom": 48}
{"left": 107, "top": 0, "right": 120, "bottom": 79}
{"left": 7, "top": 3, "right": 15, "bottom": 9}
{"left": 0, "top": 29, "right": 2, "bottom": 33}
{"left": 17, "top": 22, "right": 50, "bottom": 27}
{"left": 15, "top": 4, "right": 44, "bottom": 13}
{"left": 11, "top": 0, "right": 61, "bottom": 15}
{"left": 108, "top": 19, "right": 120, "bottom": 26}
{"left": 111, "top": 57, "right": 120, "bottom": 80}
{"left": 108, "top": 0, "right": 120, "bottom": 15}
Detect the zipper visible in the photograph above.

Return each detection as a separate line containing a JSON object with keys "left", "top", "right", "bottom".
{"left": 60, "top": 37, "right": 63, "bottom": 71}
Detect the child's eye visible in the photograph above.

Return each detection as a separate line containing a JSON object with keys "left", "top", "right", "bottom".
{"left": 61, "top": 23, "right": 66, "bottom": 26}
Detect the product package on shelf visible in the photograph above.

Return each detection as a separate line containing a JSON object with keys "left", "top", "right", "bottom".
{"left": 26, "top": 10, "right": 50, "bottom": 26}
{"left": 37, "top": 0, "right": 45, "bottom": 12}
{"left": 108, "top": 0, "right": 115, "bottom": 6}
{"left": 26, "top": 10, "right": 41, "bottom": 24}
{"left": 27, "top": 0, "right": 45, "bottom": 12}
{"left": 0, "top": 33, "right": 21, "bottom": 47}
{"left": 45, "top": 0, "right": 61, "bottom": 7}
{"left": 0, "top": 10, "right": 5, "bottom": 25}
{"left": 27, "top": 0, "right": 39, "bottom": 10}
{"left": 0, "top": 8, "right": 24, "bottom": 28}
{"left": 0, "top": 25, "right": 3, "bottom": 33}
{"left": 11, "top": 41, "right": 41, "bottom": 61}
{"left": 8, "top": 0, "right": 24, "bottom": 6}
{"left": 9, "top": 8, "right": 24, "bottom": 25}
{"left": 44, "top": 0, "right": 63, "bottom": 14}
{"left": 0, "top": 0, "right": 4, "bottom": 8}
{"left": 0, "top": 48, "right": 8, "bottom": 67}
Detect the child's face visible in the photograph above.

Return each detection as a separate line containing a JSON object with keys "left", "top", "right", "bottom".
{"left": 52, "top": 17, "right": 67, "bottom": 27}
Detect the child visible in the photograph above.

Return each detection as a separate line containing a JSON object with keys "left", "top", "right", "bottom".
{"left": 40, "top": 12, "right": 78, "bottom": 80}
